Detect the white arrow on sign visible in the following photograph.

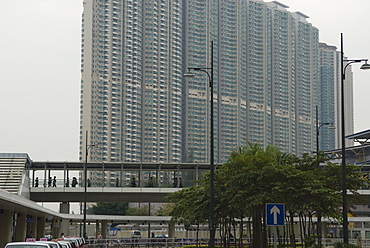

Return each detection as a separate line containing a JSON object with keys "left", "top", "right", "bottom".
{"left": 270, "top": 205, "right": 280, "bottom": 224}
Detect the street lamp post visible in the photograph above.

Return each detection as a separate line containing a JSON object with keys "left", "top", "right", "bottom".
{"left": 316, "top": 105, "right": 335, "bottom": 156}
{"left": 315, "top": 105, "right": 335, "bottom": 246}
{"left": 83, "top": 130, "right": 95, "bottom": 239}
{"left": 184, "top": 41, "right": 215, "bottom": 248}
{"left": 340, "top": 33, "right": 370, "bottom": 243}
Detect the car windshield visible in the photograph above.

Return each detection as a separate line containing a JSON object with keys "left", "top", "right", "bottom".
{"left": 46, "top": 244, "right": 58, "bottom": 248}
{"left": 7, "top": 245, "right": 49, "bottom": 248}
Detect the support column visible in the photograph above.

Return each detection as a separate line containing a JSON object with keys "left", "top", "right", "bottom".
{"left": 101, "top": 220, "right": 107, "bottom": 238}
{"left": 14, "top": 213, "right": 26, "bottom": 242}
{"left": 168, "top": 221, "right": 175, "bottom": 239}
{"left": 60, "top": 202, "right": 70, "bottom": 236}
{"left": 0, "top": 209, "right": 13, "bottom": 248}
{"left": 30, "top": 216, "right": 37, "bottom": 239}
{"left": 95, "top": 220, "right": 100, "bottom": 238}
{"left": 52, "top": 219, "right": 59, "bottom": 238}
{"left": 36, "top": 217, "right": 46, "bottom": 240}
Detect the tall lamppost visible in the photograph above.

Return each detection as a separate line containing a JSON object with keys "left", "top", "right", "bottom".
{"left": 340, "top": 33, "right": 370, "bottom": 243}
{"left": 315, "top": 105, "right": 335, "bottom": 246}
{"left": 184, "top": 41, "right": 215, "bottom": 248}
{"left": 316, "top": 105, "right": 335, "bottom": 156}
{"left": 83, "top": 130, "right": 95, "bottom": 239}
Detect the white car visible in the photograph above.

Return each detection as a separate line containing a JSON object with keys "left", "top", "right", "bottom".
{"left": 130, "top": 231, "right": 141, "bottom": 238}
{"left": 5, "top": 242, "right": 52, "bottom": 248}
{"left": 57, "top": 241, "right": 73, "bottom": 248}
{"left": 36, "top": 241, "right": 62, "bottom": 248}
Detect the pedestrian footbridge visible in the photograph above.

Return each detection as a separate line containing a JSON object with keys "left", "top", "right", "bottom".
{"left": 3, "top": 151, "right": 370, "bottom": 204}
{"left": 0, "top": 153, "right": 221, "bottom": 203}
{"left": 30, "top": 187, "right": 179, "bottom": 202}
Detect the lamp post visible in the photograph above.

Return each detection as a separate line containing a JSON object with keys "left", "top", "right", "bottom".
{"left": 184, "top": 41, "right": 215, "bottom": 248}
{"left": 83, "top": 130, "right": 95, "bottom": 239}
{"left": 315, "top": 105, "right": 335, "bottom": 246}
{"left": 316, "top": 105, "right": 335, "bottom": 156}
{"left": 340, "top": 33, "right": 370, "bottom": 243}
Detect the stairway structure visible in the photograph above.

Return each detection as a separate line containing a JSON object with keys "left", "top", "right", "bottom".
{"left": 0, "top": 153, "right": 30, "bottom": 194}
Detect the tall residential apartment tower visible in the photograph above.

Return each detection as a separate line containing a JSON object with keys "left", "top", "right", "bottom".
{"left": 80, "top": 0, "right": 321, "bottom": 163}
{"left": 80, "top": 0, "right": 183, "bottom": 162}
{"left": 319, "top": 43, "right": 354, "bottom": 150}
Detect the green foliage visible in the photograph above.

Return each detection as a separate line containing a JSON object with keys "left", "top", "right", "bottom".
{"left": 166, "top": 142, "right": 366, "bottom": 248}
{"left": 183, "top": 246, "right": 250, "bottom": 248}
{"left": 303, "top": 235, "right": 316, "bottom": 247}
{"left": 166, "top": 184, "right": 209, "bottom": 224}
{"left": 333, "top": 242, "right": 359, "bottom": 248}
{"left": 183, "top": 246, "right": 209, "bottom": 248}
{"left": 311, "top": 245, "right": 324, "bottom": 248}
{"left": 91, "top": 202, "right": 128, "bottom": 215}
{"left": 126, "top": 204, "right": 152, "bottom": 216}
{"left": 156, "top": 203, "right": 175, "bottom": 216}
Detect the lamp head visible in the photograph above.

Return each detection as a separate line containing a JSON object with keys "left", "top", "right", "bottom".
{"left": 184, "top": 70, "right": 195, "bottom": 78}
{"left": 329, "top": 125, "right": 336, "bottom": 130}
{"left": 360, "top": 62, "right": 370, "bottom": 70}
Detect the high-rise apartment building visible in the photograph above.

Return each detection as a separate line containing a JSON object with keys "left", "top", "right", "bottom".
{"left": 319, "top": 43, "right": 354, "bottom": 150}
{"left": 80, "top": 0, "right": 183, "bottom": 162}
{"left": 80, "top": 0, "right": 322, "bottom": 163}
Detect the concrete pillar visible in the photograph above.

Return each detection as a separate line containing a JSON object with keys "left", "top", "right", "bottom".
{"left": 95, "top": 221, "right": 100, "bottom": 238}
{"left": 0, "top": 209, "right": 13, "bottom": 248}
{"left": 52, "top": 220, "right": 59, "bottom": 239}
{"left": 101, "top": 220, "right": 107, "bottom": 238}
{"left": 60, "top": 202, "right": 70, "bottom": 236}
{"left": 30, "top": 217, "right": 37, "bottom": 239}
{"left": 14, "top": 213, "right": 26, "bottom": 242}
{"left": 168, "top": 222, "right": 175, "bottom": 239}
{"left": 36, "top": 217, "right": 46, "bottom": 240}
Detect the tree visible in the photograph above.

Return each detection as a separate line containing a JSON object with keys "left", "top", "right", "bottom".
{"left": 166, "top": 185, "right": 209, "bottom": 247}
{"left": 126, "top": 204, "right": 153, "bottom": 216}
{"left": 157, "top": 203, "right": 175, "bottom": 216}
{"left": 166, "top": 142, "right": 367, "bottom": 248}
{"left": 91, "top": 202, "right": 128, "bottom": 215}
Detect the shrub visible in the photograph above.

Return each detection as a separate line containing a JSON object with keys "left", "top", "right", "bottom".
{"left": 333, "top": 242, "right": 359, "bottom": 248}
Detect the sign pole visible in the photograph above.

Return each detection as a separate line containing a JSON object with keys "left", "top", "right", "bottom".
{"left": 266, "top": 203, "right": 285, "bottom": 247}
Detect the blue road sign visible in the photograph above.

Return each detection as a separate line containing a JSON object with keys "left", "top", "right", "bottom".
{"left": 266, "top": 203, "right": 285, "bottom": 226}
{"left": 26, "top": 219, "right": 34, "bottom": 223}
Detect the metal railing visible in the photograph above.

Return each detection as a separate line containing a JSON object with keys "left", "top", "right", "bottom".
{"left": 31, "top": 179, "right": 194, "bottom": 189}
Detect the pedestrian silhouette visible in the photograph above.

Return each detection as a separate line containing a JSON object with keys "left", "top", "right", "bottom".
{"left": 179, "top": 177, "right": 183, "bottom": 188}
{"left": 148, "top": 176, "right": 154, "bottom": 187}
{"left": 116, "top": 177, "right": 119, "bottom": 187}
{"left": 72, "top": 177, "right": 78, "bottom": 187}
{"left": 173, "top": 177, "right": 178, "bottom": 188}
{"left": 35, "top": 177, "right": 39, "bottom": 187}
{"left": 87, "top": 178, "right": 91, "bottom": 187}
{"left": 131, "top": 177, "right": 136, "bottom": 187}
{"left": 65, "top": 177, "right": 70, "bottom": 187}
{"left": 48, "top": 177, "right": 52, "bottom": 187}
{"left": 52, "top": 176, "right": 57, "bottom": 187}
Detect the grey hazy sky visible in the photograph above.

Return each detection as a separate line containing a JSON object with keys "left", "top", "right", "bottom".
{"left": 1, "top": 0, "right": 369, "bottom": 161}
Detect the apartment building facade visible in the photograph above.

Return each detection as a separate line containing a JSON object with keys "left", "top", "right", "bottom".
{"left": 79, "top": 0, "right": 335, "bottom": 164}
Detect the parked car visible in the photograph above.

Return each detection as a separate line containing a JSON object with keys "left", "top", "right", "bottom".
{"left": 63, "top": 237, "right": 86, "bottom": 248}
{"left": 36, "top": 241, "right": 62, "bottom": 248}
{"left": 57, "top": 241, "right": 73, "bottom": 248}
{"left": 153, "top": 234, "right": 168, "bottom": 243}
{"left": 5, "top": 242, "right": 52, "bottom": 248}
{"left": 130, "top": 230, "right": 141, "bottom": 238}
{"left": 154, "top": 234, "right": 168, "bottom": 238}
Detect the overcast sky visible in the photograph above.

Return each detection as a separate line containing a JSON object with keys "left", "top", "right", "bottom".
{"left": 1, "top": 0, "right": 369, "bottom": 162}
